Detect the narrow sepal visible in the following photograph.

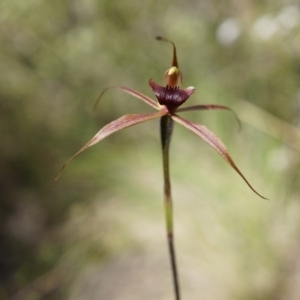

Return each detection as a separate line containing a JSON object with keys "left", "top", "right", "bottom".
{"left": 172, "top": 114, "right": 267, "bottom": 199}
{"left": 176, "top": 104, "right": 241, "bottom": 129}
{"left": 56, "top": 110, "right": 166, "bottom": 180}
{"left": 94, "top": 86, "right": 160, "bottom": 112}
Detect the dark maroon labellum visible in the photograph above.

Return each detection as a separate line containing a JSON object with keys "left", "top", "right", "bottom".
{"left": 149, "top": 79, "right": 195, "bottom": 108}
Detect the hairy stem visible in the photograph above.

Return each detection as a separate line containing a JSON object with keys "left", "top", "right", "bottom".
{"left": 160, "top": 115, "right": 180, "bottom": 300}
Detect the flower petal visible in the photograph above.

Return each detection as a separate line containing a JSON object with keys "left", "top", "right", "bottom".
{"left": 56, "top": 110, "right": 166, "bottom": 180}
{"left": 149, "top": 79, "right": 195, "bottom": 108}
{"left": 94, "top": 86, "right": 159, "bottom": 112}
{"left": 171, "top": 114, "right": 267, "bottom": 199}
{"left": 176, "top": 104, "right": 241, "bottom": 129}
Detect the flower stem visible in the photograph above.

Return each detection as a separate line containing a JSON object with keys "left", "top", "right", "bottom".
{"left": 160, "top": 115, "right": 180, "bottom": 300}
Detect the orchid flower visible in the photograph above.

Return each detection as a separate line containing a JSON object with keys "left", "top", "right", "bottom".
{"left": 56, "top": 36, "right": 266, "bottom": 300}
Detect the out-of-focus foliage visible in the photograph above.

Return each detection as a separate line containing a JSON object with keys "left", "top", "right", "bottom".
{"left": 1, "top": 0, "right": 300, "bottom": 299}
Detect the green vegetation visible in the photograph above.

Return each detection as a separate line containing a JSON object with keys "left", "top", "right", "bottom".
{"left": 1, "top": 1, "right": 300, "bottom": 299}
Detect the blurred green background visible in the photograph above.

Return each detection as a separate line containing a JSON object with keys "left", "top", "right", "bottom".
{"left": 1, "top": 0, "right": 300, "bottom": 299}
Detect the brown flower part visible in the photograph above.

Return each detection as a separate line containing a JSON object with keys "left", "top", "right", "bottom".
{"left": 149, "top": 79, "right": 195, "bottom": 109}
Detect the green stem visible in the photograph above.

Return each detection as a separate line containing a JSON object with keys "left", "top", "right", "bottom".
{"left": 160, "top": 115, "right": 180, "bottom": 300}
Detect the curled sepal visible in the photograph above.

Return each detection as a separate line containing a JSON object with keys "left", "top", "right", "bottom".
{"left": 149, "top": 79, "right": 195, "bottom": 108}
{"left": 176, "top": 104, "right": 242, "bottom": 130}
{"left": 56, "top": 110, "right": 167, "bottom": 180}
{"left": 156, "top": 36, "right": 182, "bottom": 87}
{"left": 94, "top": 86, "right": 160, "bottom": 112}
{"left": 156, "top": 36, "right": 179, "bottom": 68}
{"left": 171, "top": 114, "right": 267, "bottom": 200}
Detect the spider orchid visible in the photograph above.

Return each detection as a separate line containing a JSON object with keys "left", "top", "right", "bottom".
{"left": 56, "top": 36, "right": 266, "bottom": 300}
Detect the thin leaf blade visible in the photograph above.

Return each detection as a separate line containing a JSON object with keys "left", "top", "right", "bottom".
{"left": 56, "top": 110, "right": 166, "bottom": 180}
{"left": 172, "top": 114, "right": 267, "bottom": 199}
